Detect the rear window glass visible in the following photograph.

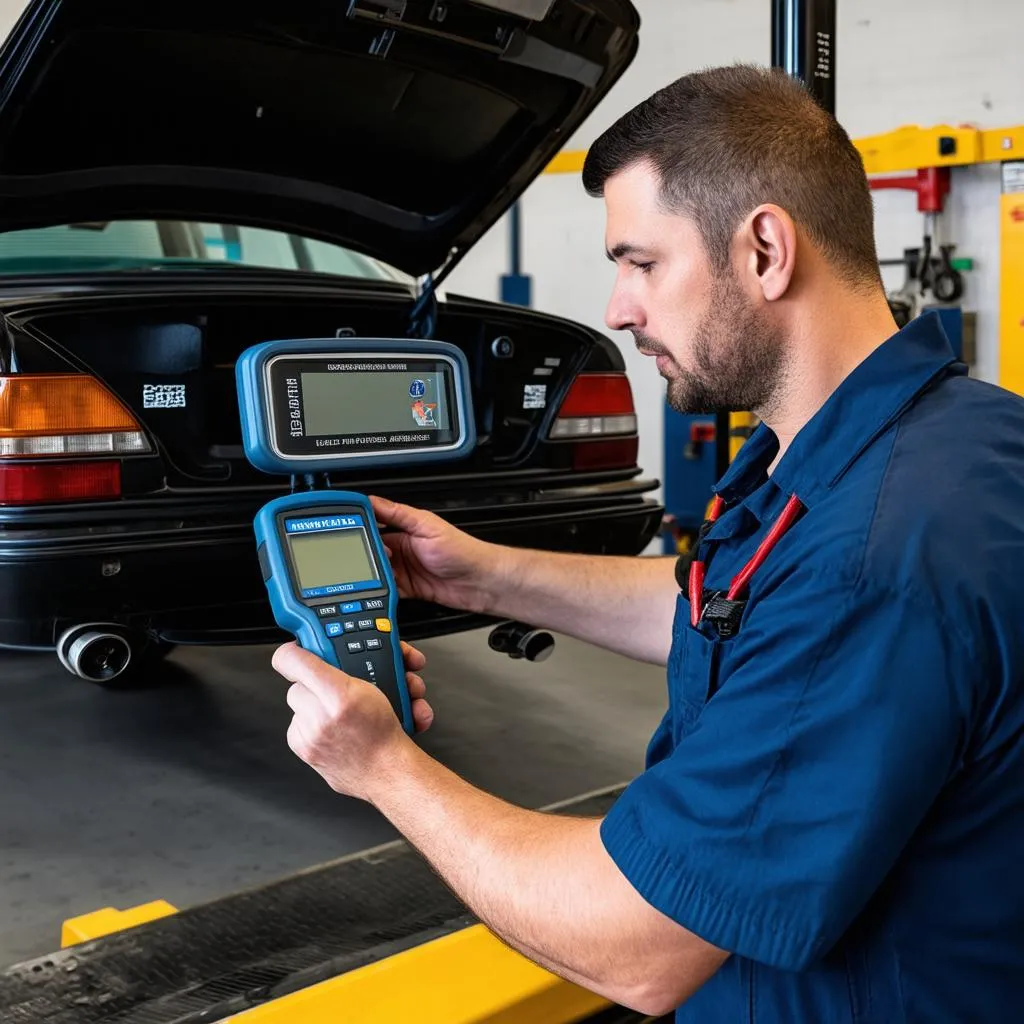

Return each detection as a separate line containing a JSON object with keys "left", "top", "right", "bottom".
{"left": 0, "top": 220, "right": 411, "bottom": 280}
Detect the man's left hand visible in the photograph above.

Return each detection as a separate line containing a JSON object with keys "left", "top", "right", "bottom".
{"left": 272, "top": 640, "right": 432, "bottom": 802}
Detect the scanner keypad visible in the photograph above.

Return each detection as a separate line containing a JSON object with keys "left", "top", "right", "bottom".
{"left": 321, "top": 604, "right": 392, "bottom": 659}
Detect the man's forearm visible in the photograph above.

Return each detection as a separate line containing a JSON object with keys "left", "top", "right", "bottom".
{"left": 369, "top": 741, "right": 712, "bottom": 1013}
{"left": 484, "top": 546, "right": 679, "bottom": 664}
{"left": 378, "top": 758, "right": 611, "bottom": 990}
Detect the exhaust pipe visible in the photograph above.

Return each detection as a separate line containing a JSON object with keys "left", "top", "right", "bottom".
{"left": 488, "top": 620, "right": 555, "bottom": 662}
{"left": 56, "top": 624, "right": 133, "bottom": 683}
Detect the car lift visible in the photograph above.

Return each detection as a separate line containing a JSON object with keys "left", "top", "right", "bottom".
{"left": 10, "top": 2, "right": 1024, "bottom": 1023}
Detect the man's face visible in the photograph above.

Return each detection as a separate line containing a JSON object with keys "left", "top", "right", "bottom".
{"left": 603, "top": 162, "right": 786, "bottom": 414}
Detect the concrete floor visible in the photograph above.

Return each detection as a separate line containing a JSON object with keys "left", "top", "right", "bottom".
{"left": 0, "top": 629, "right": 667, "bottom": 966}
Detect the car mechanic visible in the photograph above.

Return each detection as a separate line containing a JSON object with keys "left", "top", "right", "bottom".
{"left": 271, "top": 65, "right": 1024, "bottom": 1020}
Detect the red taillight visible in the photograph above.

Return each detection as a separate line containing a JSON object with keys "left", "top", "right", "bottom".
{"left": 555, "top": 373, "right": 635, "bottom": 418}
{"left": 0, "top": 462, "right": 121, "bottom": 504}
{"left": 572, "top": 437, "right": 639, "bottom": 471}
{"left": 549, "top": 373, "right": 638, "bottom": 470}
{"left": 0, "top": 374, "right": 145, "bottom": 505}
{"left": 550, "top": 373, "right": 638, "bottom": 439}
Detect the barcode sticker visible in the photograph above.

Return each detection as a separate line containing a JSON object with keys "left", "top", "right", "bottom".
{"left": 143, "top": 384, "right": 186, "bottom": 409}
{"left": 523, "top": 384, "right": 547, "bottom": 409}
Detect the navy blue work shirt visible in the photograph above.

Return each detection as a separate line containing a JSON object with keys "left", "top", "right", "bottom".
{"left": 601, "top": 313, "right": 1024, "bottom": 1021}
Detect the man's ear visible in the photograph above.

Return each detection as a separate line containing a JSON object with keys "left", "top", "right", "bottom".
{"left": 739, "top": 204, "right": 797, "bottom": 302}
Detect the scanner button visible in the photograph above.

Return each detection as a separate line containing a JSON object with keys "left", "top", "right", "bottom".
{"left": 341, "top": 601, "right": 363, "bottom": 614}
{"left": 375, "top": 618, "right": 392, "bottom": 633}
{"left": 343, "top": 620, "right": 358, "bottom": 633}
{"left": 317, "top": 605, "right": 338, "bottom": 619}
{"left": 347, "top": 640, "right": 365, "bottom": 653}
{"left": 357, "top": 618, "right": 374, "bottom": 631}
{"left": 365, "top": 638, "right": 382, "bottom": 650}
{"left": 325, "top": 622, "right": 343, "bottom": 638}
{"left": 364, "top": 599, "right": 385, "bottom": 611}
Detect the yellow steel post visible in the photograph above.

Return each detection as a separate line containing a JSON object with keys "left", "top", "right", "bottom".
{"left": 998, "top": 162, "right": 1024, "bottom": 396}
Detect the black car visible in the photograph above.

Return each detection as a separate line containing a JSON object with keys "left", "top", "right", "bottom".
{"left": 0, "top": 0, "right": 660, "bottom": 685}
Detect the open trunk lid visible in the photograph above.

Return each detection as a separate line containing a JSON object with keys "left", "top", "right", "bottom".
{"left": 0, "top": 0, "right": 640, "bottom": 278}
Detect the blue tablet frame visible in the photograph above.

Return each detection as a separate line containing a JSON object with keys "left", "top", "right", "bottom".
{"left": 235, "top": 337, "right": 476, "bottom": 475}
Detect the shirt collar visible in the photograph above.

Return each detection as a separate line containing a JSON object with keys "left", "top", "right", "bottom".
{"left": 713, "top": 312, "right": 964, "bottom": 509}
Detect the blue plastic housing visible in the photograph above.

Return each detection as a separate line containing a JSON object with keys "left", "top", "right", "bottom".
{"left": 254, "top": 490, "right": 413, "bottom": 735}
{"left": 235, "top": 337, "right": 476, "bottom": 476}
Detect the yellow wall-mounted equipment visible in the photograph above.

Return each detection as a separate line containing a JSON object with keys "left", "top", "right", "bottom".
{"left": 998, "top": 163, "right": 1024, "bottom": 396}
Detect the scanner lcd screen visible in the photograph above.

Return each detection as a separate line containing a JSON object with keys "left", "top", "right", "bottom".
{"left": 301, "top": 370, "right": 451, "bottom": 436}
{"left": 267, "top": 355, "right": 461, "bottom": 459}
{"left": 287, "top": 529, "right": 378, "bottom": 591}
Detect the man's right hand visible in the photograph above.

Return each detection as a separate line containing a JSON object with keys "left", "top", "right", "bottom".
{"left": 369, "top": 496, "right": 503, "bottom": 614}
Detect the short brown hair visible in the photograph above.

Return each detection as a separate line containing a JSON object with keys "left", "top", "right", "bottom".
{"left": 582, "top": 64, "right": 881, "bottom": 288}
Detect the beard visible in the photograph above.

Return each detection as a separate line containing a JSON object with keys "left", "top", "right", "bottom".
{"left": 636, "top": 271, "right": 787, "bottom": 416}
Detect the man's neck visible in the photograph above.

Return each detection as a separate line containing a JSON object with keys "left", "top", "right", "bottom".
{"left": 760, "top": 288, "right": 900, "bottom": 474}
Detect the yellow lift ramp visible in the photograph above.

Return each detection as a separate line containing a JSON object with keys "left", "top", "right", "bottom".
{"left": 0, "top": 786, "right": 655, "bottom": 1024}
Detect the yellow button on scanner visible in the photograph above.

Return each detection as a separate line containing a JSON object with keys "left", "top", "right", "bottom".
{"left": 375, "top": 618, "right": 392, "bottom": 633}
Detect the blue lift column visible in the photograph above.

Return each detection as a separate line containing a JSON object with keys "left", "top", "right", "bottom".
{"left": 501, "top": 202, "right": 533, "bottom": 307}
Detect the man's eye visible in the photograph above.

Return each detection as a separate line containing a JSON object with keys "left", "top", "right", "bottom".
{"left": 632, "top": 261, "right": 655, "bottom": 276}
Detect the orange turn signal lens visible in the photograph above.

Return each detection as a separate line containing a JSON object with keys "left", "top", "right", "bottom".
{"left": 0, "top": 375, "right": 140, "bottom": 438}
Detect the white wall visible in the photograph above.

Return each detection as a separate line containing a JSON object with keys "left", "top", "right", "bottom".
{"left": 0, "top": 0, "right": 20, "bottom": 39}
{"left": 445, "top": 0, "right": 1024, "bottom": 503}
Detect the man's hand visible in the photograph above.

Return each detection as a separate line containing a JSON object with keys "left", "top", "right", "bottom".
{"left": 272, "top": 640, "right": 431, "bottom": 802}
{"left": 370, "top": 496, "right": 507, "bottom": 614}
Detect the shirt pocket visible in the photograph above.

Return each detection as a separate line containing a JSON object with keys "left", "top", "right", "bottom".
{"left": 668, "top": 599, "right": 717, "bottom": 738}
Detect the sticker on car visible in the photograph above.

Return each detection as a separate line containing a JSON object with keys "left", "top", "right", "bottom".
{"left": 143, "top": 384, "right": 187, "bottom": 409}
{"left": 523, "top": 384, "right": 547, "bottom": 409}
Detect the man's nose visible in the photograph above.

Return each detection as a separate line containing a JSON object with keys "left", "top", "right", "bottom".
{"left": 605, "top": 284, "right": 641, "bottom": 332}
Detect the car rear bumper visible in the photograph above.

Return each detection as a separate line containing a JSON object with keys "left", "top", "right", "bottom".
{"left": 0, "top": 481, "right": 663, "bottom": 650}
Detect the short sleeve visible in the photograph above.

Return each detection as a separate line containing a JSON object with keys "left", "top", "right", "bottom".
{"left": 600, "top": 571, "right": 972, "bottom": 970}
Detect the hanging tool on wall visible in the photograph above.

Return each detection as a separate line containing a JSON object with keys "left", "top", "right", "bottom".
{"left": 872, "top": 167, "right": 968, "bottom": 322}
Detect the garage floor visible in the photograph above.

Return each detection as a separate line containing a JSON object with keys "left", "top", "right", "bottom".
{"left": 0, "top": 630, "right": 666, "bottom": 966}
